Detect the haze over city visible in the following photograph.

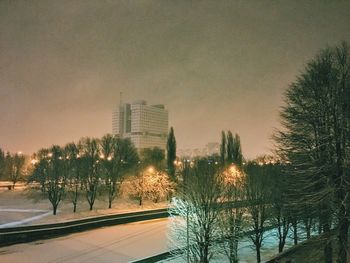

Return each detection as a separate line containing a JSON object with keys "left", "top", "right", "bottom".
{"left": 1, "top": 1, "right": 350, "bottom": 158}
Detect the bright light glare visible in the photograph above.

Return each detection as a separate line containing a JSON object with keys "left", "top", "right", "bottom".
{"left": 224, "top": 164, "right": 242, "bottom": 185}
{"left": 148, "top": 166, "right": 155, "bottom": 173}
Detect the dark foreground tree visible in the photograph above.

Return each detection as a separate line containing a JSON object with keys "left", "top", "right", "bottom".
{"left": 275, "top": 42, "right": 350, "bottom": 263}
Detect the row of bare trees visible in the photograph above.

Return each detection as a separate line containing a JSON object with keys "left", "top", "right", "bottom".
{"left": 30, "top": 134, "right": 175, "bottom": 215}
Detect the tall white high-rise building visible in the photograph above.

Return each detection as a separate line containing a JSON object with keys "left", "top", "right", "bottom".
{"left": 112, "top": 100, "right": 168, "bottom": 151}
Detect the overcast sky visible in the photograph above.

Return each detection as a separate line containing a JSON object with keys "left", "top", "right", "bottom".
{"left": 1, "top": 0, "right": 350, "bottom": 158}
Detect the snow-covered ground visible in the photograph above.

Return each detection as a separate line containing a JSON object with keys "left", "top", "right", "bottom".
{"left": 0, "top": 187, "right": 167, "bottom": 227}
{"left": 160, "top": 227, "right": 317, "bottom": 263}
{"left": 0, "top": 186, "right": 317, "bottom": 262}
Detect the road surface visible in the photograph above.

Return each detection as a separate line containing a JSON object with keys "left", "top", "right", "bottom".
{"left": 0, "top": 218, "right": 169, "bottom": 263}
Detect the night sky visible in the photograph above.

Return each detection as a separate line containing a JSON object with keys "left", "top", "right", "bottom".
{"left": 1, "top": 1, "right": 350, "bottom": 158}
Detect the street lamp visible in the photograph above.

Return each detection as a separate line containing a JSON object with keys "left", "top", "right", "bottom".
{"left": 148, "top": 166, "right": 155, "bottom": 173}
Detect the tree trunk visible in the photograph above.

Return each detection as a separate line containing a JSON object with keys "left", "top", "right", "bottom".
{"left": 323, "top": 223, "right": 332, "bottom": 263}
{"left": 203, "top": 242, "right": 209, "bottom": 263}
{"left": 279, "top": 239, "right": 285, "bottom": 253}
{"left": 73, "top": 185, "right": 78, "bottom": 213}
{"left": 139, "top": 197, "right": 142, "bottom": 206}
{"left": 292, "top": 221, "right": 298, "bottom": 245}
{"left": 256, "top": 244, "right": 261, "bottom": 263}
{"left": 233, "top": 240, "right": 238, "bottom": 263}
{"left": 304, "top": 217, "right": 312, "bottom": 239}
{"left": 337, "top": 204, "right": 349, "bottom": 263}
{"left": 324, "top": 239, "right": 333, "bottom": 263}
{"left": 306, "top": 223, "right": 311, "bottom": 239}
{"left": 53, "top": 205, "right": 57, "bottom": 215}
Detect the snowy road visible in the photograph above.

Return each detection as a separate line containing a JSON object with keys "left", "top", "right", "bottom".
{"left": 0, "top": 218, "right": 169, "bottom": 263}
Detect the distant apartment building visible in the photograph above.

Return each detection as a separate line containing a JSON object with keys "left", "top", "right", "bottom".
{"left": 112, "top": 100, "right": 168, "bottom": 151}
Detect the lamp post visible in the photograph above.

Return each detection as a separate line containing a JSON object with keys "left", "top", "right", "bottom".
{"left": 183, "top": 159, "right": 191, "bottom": 263}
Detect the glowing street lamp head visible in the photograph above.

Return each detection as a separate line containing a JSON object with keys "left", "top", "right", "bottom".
{"left": 148, "top": 166, "right": 155, "bottom": 173}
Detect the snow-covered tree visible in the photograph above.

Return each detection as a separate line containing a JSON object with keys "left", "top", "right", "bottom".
{"left": 130, "top": 167, "right": 173, "bottom": 205}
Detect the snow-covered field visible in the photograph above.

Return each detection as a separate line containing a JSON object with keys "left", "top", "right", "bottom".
{"left": 160, "top": 229, "right": 300, "bottom": 263}
{"left": 0, "top": 186, "right": 168, "bottom": 227}
{"left": 160, "top": 218, "right": 319, "bottom": 263}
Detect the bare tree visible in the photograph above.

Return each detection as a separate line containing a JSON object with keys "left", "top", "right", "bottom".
{"left": 244, "top": 161, "right": 272, "bottom": 263}
{"left": 218, "top": 164, "right": 245, "bottom": 263}
{"left": 44, "top": 145, "right": 66, "bottom": 215}
{"left": 100, "top": 135, "right": 138, "bottom": 208}
{"left": 80, "top": 137, "right": 100, "bottom": 211}
{"left": 169, "top": 158, "right": 224, "bottom": 263}
{"left": 64, "top": 142, "right": 82, "bottom": 212}
{"left": 5, "top": 152, "right": 25, "bottom": 189}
